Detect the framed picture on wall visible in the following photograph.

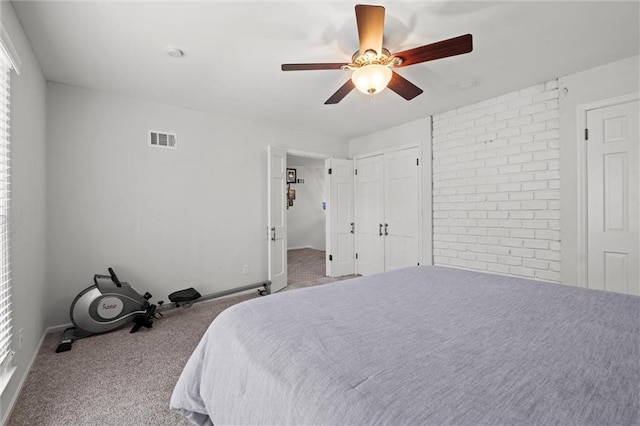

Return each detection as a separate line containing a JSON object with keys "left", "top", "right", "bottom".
{"left": 286, "top": 168, "right": 297, "bottom": 183}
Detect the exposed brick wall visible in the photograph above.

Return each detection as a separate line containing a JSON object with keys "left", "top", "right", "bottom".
{"left": 432, "top": 80, "right": 561, "bottom": 282}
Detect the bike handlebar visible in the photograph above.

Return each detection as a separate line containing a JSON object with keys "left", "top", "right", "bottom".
{"left": 108, "top": 267, "right": 123, "bottom": 288}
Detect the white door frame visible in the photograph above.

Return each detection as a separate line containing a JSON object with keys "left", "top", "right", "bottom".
{"left": 287, "top": 149, "right": 332, "bottom": 161}
{"left": 284, "top": 149, "right": 332, "bottom": 276}
{"left": 352, "top": 142, "right": 420, "bottom": 161}
{"left": 576, "top": 92, "right": 640, "bottom": 286}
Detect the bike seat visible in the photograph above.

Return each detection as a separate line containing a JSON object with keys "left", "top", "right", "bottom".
{"left": 168, "top": 287, "right": 202, "bottom": 303}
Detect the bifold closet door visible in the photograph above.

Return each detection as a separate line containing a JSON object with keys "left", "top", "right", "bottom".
{"left": 355, "top": 147, "right": 420, "bottom": 275}
{"left": 384, "top": 147, "right": 420, "bottom": 270}
{"left": 355, "top": 155, "right": 385, "bottom": 275}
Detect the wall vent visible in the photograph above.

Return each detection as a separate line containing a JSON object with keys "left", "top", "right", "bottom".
{"left": 149, "top": 130, "right": 177, "bottom": 149}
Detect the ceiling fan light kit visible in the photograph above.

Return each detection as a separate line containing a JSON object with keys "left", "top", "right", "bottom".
{"left": 352, "top": 63, "right": 392, "bottom": 94}
{"left": 281, "top": 4, "right": 473, "bottom": 105}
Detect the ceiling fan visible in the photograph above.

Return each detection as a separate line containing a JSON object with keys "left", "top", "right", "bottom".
{"left": 281, "top": 4, "right": 473, "bottom": 105}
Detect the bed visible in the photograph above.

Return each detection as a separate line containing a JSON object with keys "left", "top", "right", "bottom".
{"left": 170, "top": 266, "right": 639, "bottom": 425}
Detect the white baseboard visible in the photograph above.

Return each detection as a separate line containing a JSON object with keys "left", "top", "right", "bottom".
{"left": 45, "top": 323, "right": 73, "bottom": 333}
{"left": 1, "top": 324, "right": 57, "bottom": 426}
{"left": 288, "top": 246, "right": 325, "bottom": 251}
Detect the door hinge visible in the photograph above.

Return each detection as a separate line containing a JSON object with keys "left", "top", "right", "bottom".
{"left": 585, "top": 128, "right": 589, "bottom": 140}
{"left": 329, "top": 254, "right": 333, "bottom": 261}
{"left": 356, "top": 253, "right": 358, "bottom": 260}
{"left": 416, "top": 158, "right": 419, "bottom": 166}
{"left": 355, "top": 169, "right": 358, "bottom": 175}
{"left": 328, "top": 168, "right": 332, "bottom": 175}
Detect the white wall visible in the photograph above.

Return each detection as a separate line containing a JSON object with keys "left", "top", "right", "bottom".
{"left": 348, "top": 117, "right": 433, "bottom": 265}
{"left": 431, "top": 81, "right": 561, "bottom": 281}
{"left": 287, "top": 165, "right": 326, "bottom": 251}
{"left": 0, "top": 1, "right": 47, "bottom": 421}
{"left": 345, "top": 56, "right": 639, "bottom": 287}
{"left": 45, "top": 82, "right": 347, "bottom": 327}
{"left": 558, "top": 55, "right": 640, "bottom": 287}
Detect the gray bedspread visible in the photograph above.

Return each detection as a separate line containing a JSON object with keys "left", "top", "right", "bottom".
{"left": 170, "top": 266, "right": 640, "bottom": 425}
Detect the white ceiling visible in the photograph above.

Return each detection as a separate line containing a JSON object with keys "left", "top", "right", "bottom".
{"left": 12, "top": 1, "right": 640, "bottom": 140}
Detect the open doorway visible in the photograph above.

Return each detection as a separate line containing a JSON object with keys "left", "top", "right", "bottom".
{"left": 286, "top": 153, "right": 328, "bottom": 287}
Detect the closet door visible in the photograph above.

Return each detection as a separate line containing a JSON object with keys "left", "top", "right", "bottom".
{"left": 384, "top": 147, "right": 420, "bottom": 271}
{"left": 355, "top": 155, "right": 385, "bottom": 275}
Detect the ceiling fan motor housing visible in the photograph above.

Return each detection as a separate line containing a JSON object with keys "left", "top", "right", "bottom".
{"left": 280, "top": 4, "right": 473, "bottom": 104}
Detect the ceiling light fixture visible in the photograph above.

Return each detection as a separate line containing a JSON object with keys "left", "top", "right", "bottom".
{"left": 281, "top": 5, "right": 474, "bottom": 105}
{"left": 344, "top": 48, "right": 398, "bottom": 96}
{"left": 351, "top": 64, "right": 392, "bottom": 95}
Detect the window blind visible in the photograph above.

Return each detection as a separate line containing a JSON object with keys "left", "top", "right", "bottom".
{"left": 0, "top": 49, "right": 12, "bottom": 368}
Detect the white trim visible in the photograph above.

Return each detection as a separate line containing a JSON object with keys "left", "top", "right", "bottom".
{"left": 0, "top": 26, "right": 21, "bottom": 74}
{"left": 576, "top": 92, "right": 640, "bottom": 287}
{"left": 285, "top": 149, "right": 331, "bottom": 160}
{"left": 417, "top": 138, "right": 424, "bottom": 267}
{"left": 0, "top": 325, "right": 52, "bottom": 425}
{"left": 422, "top": 116, "right": 433, "bottom": 266}
{"left": 46, "top": 322, "right": 73, "bottom": 333}
{"left": 352, "top": 142, "right": 419, "bottom": 160}
{"left": 0, "top": 353, "right": 15, "bottom": 394}
{"left": 287, "top": 245, "right": 323, "bottom": 251}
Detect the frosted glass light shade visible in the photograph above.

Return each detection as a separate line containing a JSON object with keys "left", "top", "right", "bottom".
{"left": 351, "top": 64, "right": 392, "bottom": 95}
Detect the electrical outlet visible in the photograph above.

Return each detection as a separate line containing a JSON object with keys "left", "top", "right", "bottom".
{"left": 18, "top": 328, "right": 23, "bottom": 351}
{"left": 242, "top": 265, "right": 249, "bottom": 275}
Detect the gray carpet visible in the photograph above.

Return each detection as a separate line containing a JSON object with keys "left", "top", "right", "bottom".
{"left": 8, "top": 249, "right": 357, "bottom": 425}
{"left": 288, "top": 247, "right": 326, "bottom": 284}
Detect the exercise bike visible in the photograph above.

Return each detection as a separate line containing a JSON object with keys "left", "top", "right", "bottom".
{"left": 56, "top": 267, "right": 271, "bottom": 353}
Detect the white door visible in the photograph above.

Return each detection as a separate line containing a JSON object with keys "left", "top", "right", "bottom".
{"left": 325, "top": 159, "right": 355, "bottom": 277}
{"left": 587, "top": 100, "right": 639, "bottom": 295}
{"left": 384, "top": 147, "right": 420, "bottom": 271}
{"left": 267, "top": 146, "right": 287, "bottom": 292}
{"left": 355, "top": 155, "right": 385, "bottom": 275}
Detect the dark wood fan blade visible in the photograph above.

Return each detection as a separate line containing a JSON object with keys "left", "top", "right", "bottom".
{"left": 393, "top": 34, "right": 473, "bottom": 68}
{"left": 325, "top": 80, "right": 355, "bottom": 104}
{"left": 387, "top": 72, "right": 423, "bottom": 101}
{"left": 282, "top": 63, "right": 346, "bottom": 71}
{"left": 355, "top": 4, "right": 385, "bottom": 56}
